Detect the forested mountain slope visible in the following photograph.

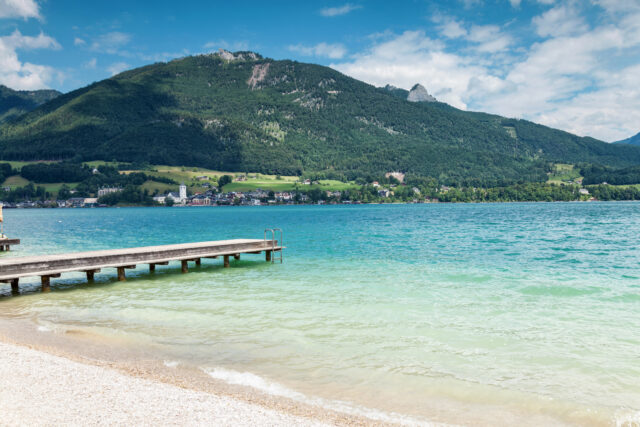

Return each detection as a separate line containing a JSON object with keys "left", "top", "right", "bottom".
{"left": 0, "top": 85, "right": 60, "bottom": 123}
{"left": 1, "top": 51, "right": 639, "bottom": 186}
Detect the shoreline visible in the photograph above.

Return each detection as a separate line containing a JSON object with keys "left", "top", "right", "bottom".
{"left": 0, "top": 198, "right": 628, "bottom": 210}
{"left": 0, "top": 317, "right": 382, "bottom": 426}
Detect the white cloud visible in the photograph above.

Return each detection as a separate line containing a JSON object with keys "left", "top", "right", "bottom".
{"left": 90, "top": 32, "right": 131, "bottom": 55}
{"left": 532, "top": 5, "right": 588, "bottom": 37}
{"left": 468, "top": 24, "right": 513, "bottom": 52}
{"left": 332, "top": 3, "right": 640, "bottom": 142}
{"left": 74, "top": 37, "right": 85, "bottom": 46}
{"left": 319, "top": 4, "right": 361, "bottom": 17}
{"left": 440, "top": 19, "right": 467, "bottom": 39}
{"left": 0, "top": 30, "right": 61, "bottom": 89}
{"left": 333, "top": 30, "right": 479, "bottom": 109}
{"left": 509, "top": 0, "right": 522, "bottom": 7}
{"left": 289, "top": 42, "right": 347, "bottom": 59}
{"left": 0, "top": 0, "right": 40, "bottom": 19}
{"left": 106, "top": 62, "right": 129, "bottom": 76}
{"left": 84, "top": 57, "right": 97, "bottom": 69}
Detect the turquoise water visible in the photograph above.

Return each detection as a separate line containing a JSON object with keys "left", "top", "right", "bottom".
{"left": 1, "top": 204, "right": 640, "bottom": 424}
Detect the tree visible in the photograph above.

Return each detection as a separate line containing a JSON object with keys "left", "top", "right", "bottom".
{"left": 58, "top": 184, "right": 71, "bottom": 200}
{"left": 218, "top": 174, "right": 233, "bottom": 188}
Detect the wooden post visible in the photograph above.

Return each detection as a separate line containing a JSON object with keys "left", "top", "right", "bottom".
{"left": 41, "top": 276, "right": 51, "bottom": 292}
{"left": 117, "top": 267, "right": 126, "bottom": 281}
{"left": 40, "top": 274, "right": 60, "bottom": 292}
{"left": 84, "top": 269, "right": 100, "bottom": 281}
{"left": 10, "top": 278, "right": 19, "bottom": 294}
{"left": 0, "top": 245, "right": 4, "bottom": 251}
{"left": 233, "top": 254, "right": 240, "bottom": 260}
{"left": 265, "top": 250, "right": 272, "bottom": 262}
{"left": 195, "top": 258, "right": 201, "bottom": 266}
{"left": 223, "top": 255, "right": 230, "bottom": 268}
{"left": 150, "top": 261, "right": 167, "bottom": 272}
{"left": 181, "top": 260, "right": 188, "bottom": 273}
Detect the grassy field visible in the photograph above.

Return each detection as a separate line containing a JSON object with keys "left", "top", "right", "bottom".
{"left": 1, "top": 161, "right": 357, "bottom": 196}
{"left": 1, "top": 174, "right": 78, "bottom": 195}
{"left": 1, "top": 160, "right": 56, "bottom": 169}
{"left": 547, "top": 164, "right": 582, "bottom": 184}
{"left": 2, "top": 175, "right": 29, "bottom": 187}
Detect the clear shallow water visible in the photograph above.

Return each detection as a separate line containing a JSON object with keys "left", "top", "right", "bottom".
{"left": 1, "top": 204, "right": 640, "bottom": 424}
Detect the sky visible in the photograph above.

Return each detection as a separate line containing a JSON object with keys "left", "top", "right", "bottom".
{"left": 0, "top": 0, "right": 639, "bottom": 142}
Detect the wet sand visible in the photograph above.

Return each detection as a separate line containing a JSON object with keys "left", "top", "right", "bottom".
{"left": 0, "top": 317, "right": 383, "bottom": 426}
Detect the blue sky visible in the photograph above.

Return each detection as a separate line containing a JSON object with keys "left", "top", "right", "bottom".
{"left": 0, "top": 0, "right": 639, "bottom": 141}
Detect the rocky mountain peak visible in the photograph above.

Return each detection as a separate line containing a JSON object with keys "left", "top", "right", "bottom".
{"left": 407, "top": 84, "right": 436, "bottom": 103}
{"left": 211, "top": 49, "right": 261, "bottom": 62}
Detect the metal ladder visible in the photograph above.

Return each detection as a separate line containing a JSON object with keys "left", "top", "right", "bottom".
{"left": 264, "top": 228, "right": 284, "bottom": 263}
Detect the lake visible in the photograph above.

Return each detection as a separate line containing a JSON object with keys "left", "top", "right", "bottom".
{"left": 1, "top": 203, "right": 639, "bottom": 425}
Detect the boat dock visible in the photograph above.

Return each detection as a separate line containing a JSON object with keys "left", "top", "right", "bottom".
{"left": 0, "top": 236, "right": 283, "bottom": 294}
{"left": 0, "top": 239, "right": 19, "bottom": 251}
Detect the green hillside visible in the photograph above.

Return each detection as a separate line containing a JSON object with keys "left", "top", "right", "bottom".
{"left": 2, "top": 51, "right": 640, "bottom": 186}
{"left": 614, "top": 132, "right": 640, "bottom": 146}
{"left": 0, "top": 85, "right": 61, "bottom": 123}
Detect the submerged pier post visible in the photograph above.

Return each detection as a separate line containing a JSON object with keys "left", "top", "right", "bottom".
{"left": 181, "top": 260, "right": 188, "bottom": 273}
{"left": 117, "top": 266, "right": 135, "bottom": 281}
{"left": 40, "top": 274, "right": 59, "bottom": 292}
{"left": 149, "top": 261, "right": 168, "bottom": 272}
{"left": 85, "top": 269, "right": 100, "bottom": 281}
{"left": 10, "top": 279, "right": 19, "bottom": 294}
{"left": 223, "top": 255, "right": 230, "bottom": 268}
{"left": 195, "top": 258, "right": 201, "bottom": 266}
{"left": 41, "top": 276, "right": 50, "bottom": 292}
{"left": 265, "top": 250, "right": 272, "bottom": 262}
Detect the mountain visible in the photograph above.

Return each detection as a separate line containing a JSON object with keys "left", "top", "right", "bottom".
{"left": 407, "top": 84, "right": 437, "bottom": 102}
{"left": 0, "top": 85, "right": 61, "bottom": 123}
{"left": 2, "top": 50, "right": 640, "bottom": 186}
{"left": 613, "top": 132, "right": 640, "bottom": 146}
{"left": 381, "top": 84, "right": 409, "bottom": 100}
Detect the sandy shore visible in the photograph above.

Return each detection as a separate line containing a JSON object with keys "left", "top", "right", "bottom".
{"left": 0, "top": 316, "right": 384, "bottom": 426}
{"left": 0, "top": 340, "right": 332, "bottom": 426}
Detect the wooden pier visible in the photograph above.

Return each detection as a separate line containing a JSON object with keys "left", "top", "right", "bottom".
{"left": 0, "top": 238, "right": 283, "bottom": 294}
{"left": 0, "top": 239, "right": 19, "bottom": 252}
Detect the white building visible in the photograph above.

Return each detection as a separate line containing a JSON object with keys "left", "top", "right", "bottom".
{"left": 153, "top": 195, "right": 167, "bottom": 204}
{"left": 97, "top": 187, "right": 122, "bottom": 197}
{"left": 179, "top": 183, "right": 187, "bottom": 202}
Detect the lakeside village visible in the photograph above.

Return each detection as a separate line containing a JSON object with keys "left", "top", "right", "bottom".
{"left": 0, "top": 179, "right": 426, "bottom": 208}
{"left": 2, "top": 179, "right": 616, "bottom": 209}
{"left": 4, "top": 164, "right": 640, "bottom": 207}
